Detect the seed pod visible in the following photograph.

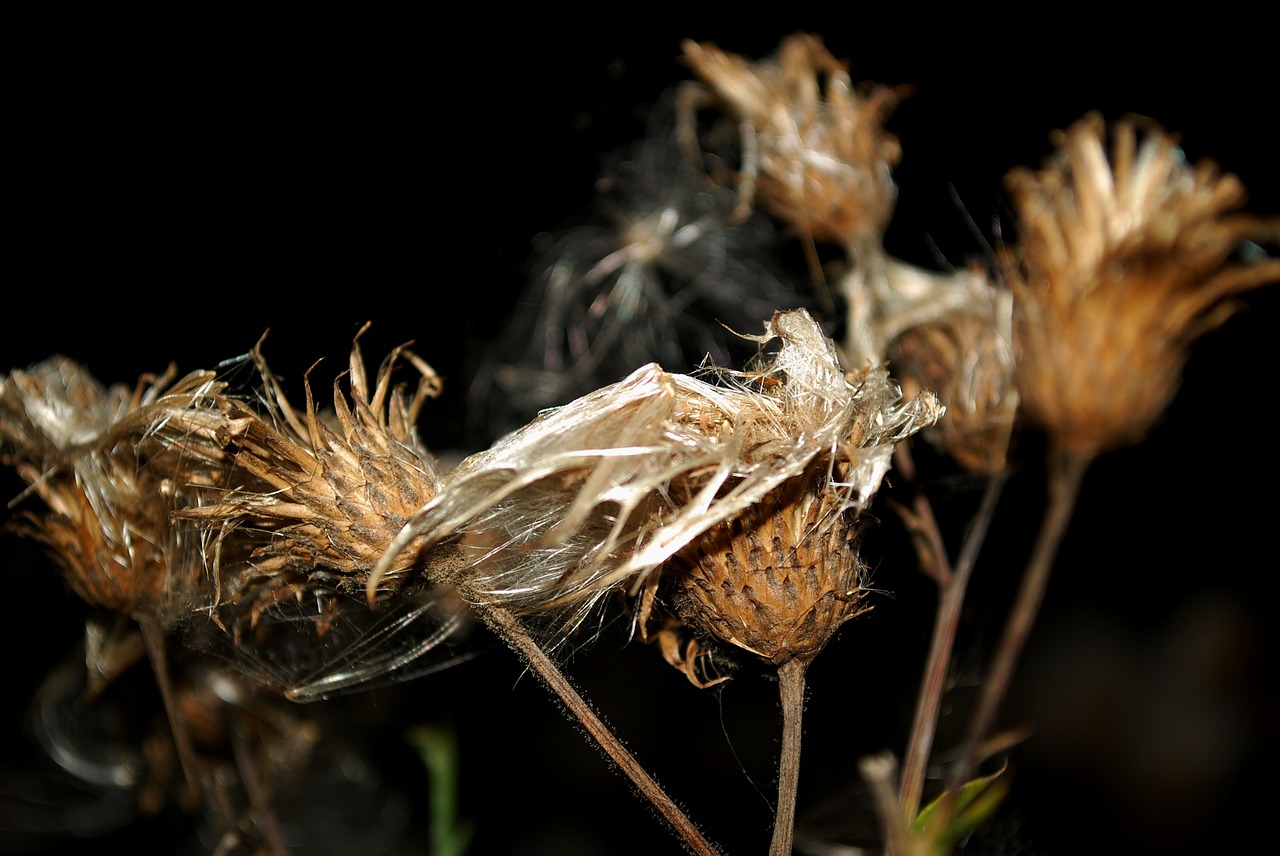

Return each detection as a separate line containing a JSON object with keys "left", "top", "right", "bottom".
{"left": 671, "top": 463, "right": 871, "bottom": 668}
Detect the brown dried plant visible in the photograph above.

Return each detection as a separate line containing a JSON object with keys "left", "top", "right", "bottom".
{"left": 681, "top": 33, "right": 905, "bottom": 254}
{"left": 1005, "top": 112, "right": 1280, "bottom": 459}
{"left": 171, "top": 327, "right": 471, "bottom": 701}
{"left": 901, "top": 114, "right": 1280, "bottom": 856}
{"left": 7, "top": 30, "right": 1274, "bottom": 856}
{"left": 0, "top": 357, "right": 311, "bottom": 852}
{"left": 676, "top": 37, "right": 1279, "bottom": 856}
{"left": 887, "top": 286, "right": 1017, "bottom": 477}
{"left": 0, "top": 358, "right": 225, "bottom": 629}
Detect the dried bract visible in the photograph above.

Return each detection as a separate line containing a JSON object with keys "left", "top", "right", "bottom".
{"left": 681, "top": 34, "right": 905, "bottom": 252}
{"left": 1005, "top": 113, "right": 1280, "bottom": 456}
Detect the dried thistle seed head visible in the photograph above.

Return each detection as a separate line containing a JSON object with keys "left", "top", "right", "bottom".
{"left": 174, "top": 329, "right": 448, "bottom": 620}
{"left": 889, "top": 283, "right": 1018, "bottom": 474}
{"left": 156, "top": 331, "right": 476, "bottom": 698}
{"left": 671, "top": 464, "right": 871, "bottom": 667}
{"left": 1005, "top": 113, "right": 1280, "bottom": 457}
{"left": 377, "top": 309, "right": 942, "bottom": 654}
{"left": 682, "top": 33, "right": 905, "bottom": 251}
{"left": 0, "top": 357, "right": 227, "bottom": 619}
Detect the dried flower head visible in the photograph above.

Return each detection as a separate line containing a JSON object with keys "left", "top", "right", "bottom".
{"left": 888, "top": 281, "right": 1018, "bottom": 474}
{"left": 377, "top": 309, "right": 942, "bottom": 659}
{"left": 681, "top": 34, "right": 905, "bottom": 252}
{"left": 0, "top": 357, "right": 322, "bottom": 849}
{"left": 1004, "top": 112, "right": 1280, "bottom": 457}
{"left": 0, "top": 357, "right": 226, "bottom": 622}
{"left": 169, "top": 328, "right": 470, "bottom": 698}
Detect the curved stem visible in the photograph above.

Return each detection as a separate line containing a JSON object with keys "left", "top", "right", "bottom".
{"left": 770, "top": 658, "right": 808, "bottom": 856}
{"left": 480, "top": 602, "right": 720, "bottom": 856}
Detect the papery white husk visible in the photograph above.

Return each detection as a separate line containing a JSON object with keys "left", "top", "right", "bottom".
{"left": 373, "top": 309, "right": 942, "bottom": 643}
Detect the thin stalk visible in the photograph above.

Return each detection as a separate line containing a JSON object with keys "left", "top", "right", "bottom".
{"left": 479, "top": 602, "right": 720, "bottom": 856}
{"left": 949, "top": 449, "right": 1090, "bottom": 794}
{"left": 770, "top": 658, "right": 808, "bottom": 856}
{"left": 138, "top": 616, "right": 204, "bottom": 807}
{"left": 899, "top": 469, "right": 1007, "bottom": 820}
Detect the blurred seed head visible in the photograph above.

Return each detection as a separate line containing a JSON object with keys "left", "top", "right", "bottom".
{"left": 471, "top": 100, "right": 808, "bottom": 442}
{"left": 0, "top": 358, "right": 226, "bottom": 621}
{"left": 681, "top": 33, "right": 906, "bottom": 252}
{"left": 1003, "top": 112, "right": 1280, "bottom": 457}
{"left": 888, "top": 280, "right": 1018, "bottom": 474}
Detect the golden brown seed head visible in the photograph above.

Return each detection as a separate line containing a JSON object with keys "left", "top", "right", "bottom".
{"left": 1005, "top": 113, "right": 1280, "bottom": 457}
{"left": 672, "top": 468, "right": 869, "bottom": 667}
{"left": 172, "top": 330, "right": 446, "bottom": 633}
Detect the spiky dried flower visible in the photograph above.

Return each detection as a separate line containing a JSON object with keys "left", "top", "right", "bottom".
{"left": 681, "top": 34, "right": 905, "bottom": 253}
{"left": 668, "top": 461, "right": 872, "bottom": 674}
{"left": 168, "top": 328, "right": 467, "bottom": 697}
{"left": 0, "top": 357, "right": 226, "bottom": 623}
{"left": 1004, "top": 112, "right": 1280, "bottom": 457}
{"left": 0, "top": 357, "right": 319, "bottom": 850}
{"left": 377, "top": 309, "right": 942, "bottom": 659}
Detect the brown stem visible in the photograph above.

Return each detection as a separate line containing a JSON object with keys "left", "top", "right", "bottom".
{"left": 770, "top": 658, "right": 808, "bottom": 856}
{"left": 950, "top": 449, "right": 1090, "bottom": 793}
{"left": 479, "top": 602, "right": 720, "bottom": 856}
{"left": 899, "top": 469, "right": 1007, "bottom": 820}
{"left": 230, "top": 715, "right": 287, "bottom": 856}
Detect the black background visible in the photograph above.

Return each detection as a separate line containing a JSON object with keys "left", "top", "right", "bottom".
{"left": 4, "top": 9, "right": 1277, "bottom": 855}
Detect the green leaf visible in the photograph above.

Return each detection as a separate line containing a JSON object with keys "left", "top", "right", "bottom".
{"left": 913, "top": 764, "right": 1011, "bottom": 854}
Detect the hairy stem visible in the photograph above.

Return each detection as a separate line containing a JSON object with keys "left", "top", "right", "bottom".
{"left": 480, "top": 602, "right": 719, "bottom": 856}
{"left": 771, "top": 658, "right": 808, "bottom": 856}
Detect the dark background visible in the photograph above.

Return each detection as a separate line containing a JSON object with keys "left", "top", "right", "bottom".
{"left": 4, "top": 9, "right": 1277, "bottom": 855}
